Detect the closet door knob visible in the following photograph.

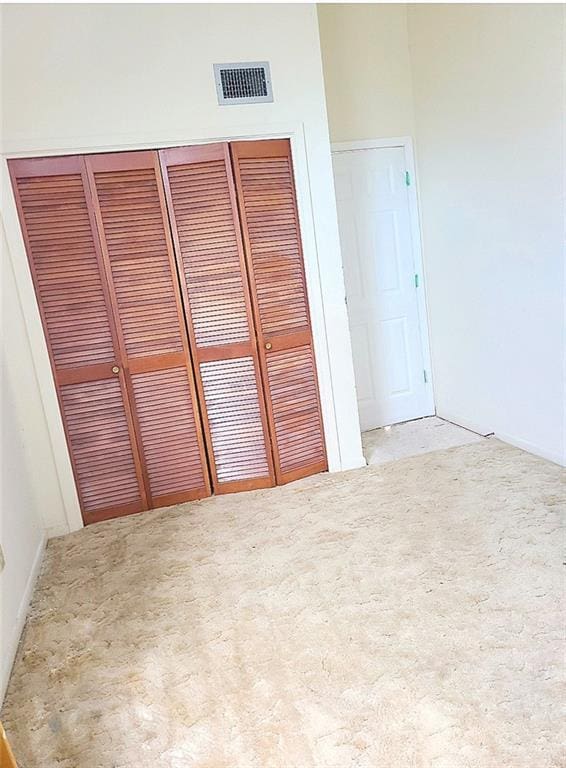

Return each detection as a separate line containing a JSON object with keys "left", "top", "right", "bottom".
{"left": 265, "top": 342, "right": 272, "bottom": 350}
{"left": 112, "top": 366, "right": 120, "bottom": 374}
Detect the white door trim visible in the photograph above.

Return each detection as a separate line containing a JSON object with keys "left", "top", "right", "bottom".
{"left": 331, "top": 136, "right": 435, "bottom": 422}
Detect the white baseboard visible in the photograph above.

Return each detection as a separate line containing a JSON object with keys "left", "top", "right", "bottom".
{"left": 494, "top": 431, "right": 565, "bottom": 467}
{"left": 1, "top": 533, "right": 46, "bottom": 704}
{"left": 340, "top": 455, "right": 367, "bottom": 472}
{"left": 328, "top": 449, "right": 366, "bottom": 473}
{"left": 46, "top": 523, "right": 70, "bottom": 539}
{"left": 438, "top": 409, "right": 565, "bottom": 467}
{"left": 437, "top": 409, "right": 493, "bottom": 437}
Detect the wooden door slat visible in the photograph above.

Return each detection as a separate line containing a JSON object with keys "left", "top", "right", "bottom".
{"left": 160, "top": 143, "right": 275, "bottom": 493}
{"left": 131, "top": 368, "right": 207, "bottom": 499}
{"left": 9, "top": 156, "right": 148, "bottom": 523}
{"left": 231, "top": 139, "right": 328, "bottom": 484}
{"left": 86, "top": 151, "right": 211, "bottom": 506}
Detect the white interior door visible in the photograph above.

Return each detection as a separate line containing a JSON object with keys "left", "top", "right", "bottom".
{"left": 332, "top": 145, "right": 433, "bottom": 431}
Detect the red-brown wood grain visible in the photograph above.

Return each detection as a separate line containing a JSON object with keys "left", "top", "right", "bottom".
{"left": 9, "top": 156, "right": 147, "bottom": 524}
{"left": 10, "top": 139, "right": 327, "bottom": 524}
{"left": 230, "top": 139, "right": 328, "bottom": 484}
{"left": 159, "top": 143, "right": 275, "bottom": 493}
{"left": 85, "top": 150, "right": 211, "bottom": 510}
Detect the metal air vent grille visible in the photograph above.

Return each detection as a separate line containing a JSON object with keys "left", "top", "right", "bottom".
{"left": 214, "top": 62, "right": 273, "bottom": 105}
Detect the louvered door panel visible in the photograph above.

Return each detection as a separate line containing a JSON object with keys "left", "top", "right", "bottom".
{"left": 231, "top": 140, "right": 327, "bottom": 484}
{"left": 131, "top": 368, "right": 207, "bottom": 506}
{"left": 86, "top": 151, "right": 210, "bottom": 506}
{"left": 266, "top": 346, "right": 326, "bottom": 476}
{"left": 14, "top": 173, "right": 114, "bottom": 368}
{"left": 60, "top": 379, "right": 141, "bottom": 515}
{"left": 165, "top": 158, "right": 249, "bottom": 348}
{"left": 9, "top": 156, "right": 146, "bottom": 523}
{"left": 235, "top": 157, "right": 309, "bottom": 337}
{"left": 200, "top": 358, "right": 270, "bottom": 483}
{"left": 160, "top": 143, "right": 274, "bottom": 493}
{"left": 89, "top": 165, "right": 184, "bottom": 358}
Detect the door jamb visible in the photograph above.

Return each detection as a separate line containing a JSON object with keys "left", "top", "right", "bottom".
{"left": 331, "top": 136, "right": 435, "bottom": 422}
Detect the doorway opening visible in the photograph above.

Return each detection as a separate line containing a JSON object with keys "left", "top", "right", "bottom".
{"left": 332, "top": 137, "right": 435, "bottom": 452}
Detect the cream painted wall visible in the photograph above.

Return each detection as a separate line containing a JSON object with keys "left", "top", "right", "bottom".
{"left": 1, "top": 223, "right": 53, "bottom": 701}
{"left": 1, "top": 3, "right": 364, "bottom": 536}
{"left": 1, "top": 224, "right": 65, "bottom": 535}
{"left": 319, "top": 3, "right": 565, "bottom": 465}
{"left": 408, "top": 3, "right": 565, "bottom": 464}
{"left": 318, "top": 3, "right": 415, "bottom": 141}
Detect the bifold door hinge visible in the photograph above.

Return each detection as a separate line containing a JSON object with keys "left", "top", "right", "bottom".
{"left": 405, "top": 171, "right": 411, "bottom": 186}
{"left": 423, "top": 370, "right": 428, "bottom": 384}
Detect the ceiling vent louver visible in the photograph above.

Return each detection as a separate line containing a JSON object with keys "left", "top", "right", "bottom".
{"left": 214, "top": 62, "right": 273, "bottom": 105}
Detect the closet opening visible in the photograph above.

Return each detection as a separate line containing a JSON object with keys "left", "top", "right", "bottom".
{"left": 9, "top": 138, "right": 328, "bottom": 525}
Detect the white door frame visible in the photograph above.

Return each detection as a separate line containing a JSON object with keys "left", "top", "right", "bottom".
{"left": 331, "top": 136, "right": 435, "bottom": 424}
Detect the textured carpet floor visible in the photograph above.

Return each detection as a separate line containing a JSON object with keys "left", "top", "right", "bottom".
{"left": 2, "top": 440, "right": 565, "bottom": 767}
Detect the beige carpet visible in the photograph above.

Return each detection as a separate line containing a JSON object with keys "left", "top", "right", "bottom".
{"left": 2, "top": 440, "right": 565, "bottom": 767}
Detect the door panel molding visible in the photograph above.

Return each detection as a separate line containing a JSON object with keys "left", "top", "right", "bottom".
{"left": 331, "top": 136, "right": 435, "bottom": 428}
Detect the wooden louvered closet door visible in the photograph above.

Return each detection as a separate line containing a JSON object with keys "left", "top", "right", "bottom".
{"left": 8, "top": 156, "right": 147, "bottom": 523}
{"left": 85, "top": 151, "right": 210, "bottom": 509}
{"left": 231, "top": 139, "right": 328, "bottom": 484}
{"left": 159, "top": 144, "right": 275, "bottom": 493}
